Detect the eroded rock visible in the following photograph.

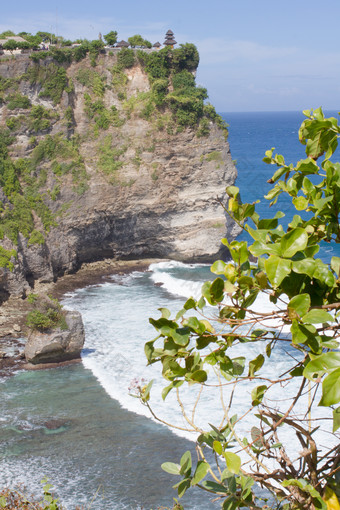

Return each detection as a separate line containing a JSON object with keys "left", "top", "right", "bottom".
{"left": 24, "top": 310, "right": 85, "bottom": 365}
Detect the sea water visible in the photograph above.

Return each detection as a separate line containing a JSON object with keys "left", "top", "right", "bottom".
{"left": 1, "top": 112, "right": 339, "bottom": 509}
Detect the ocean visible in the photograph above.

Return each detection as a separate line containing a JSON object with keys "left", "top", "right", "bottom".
{"left": 1, "top": 111, "right": 338, "bottom": 509}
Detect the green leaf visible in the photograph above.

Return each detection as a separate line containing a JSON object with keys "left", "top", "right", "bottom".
{"left": 223, "top": 451, "right": 241, "bottom": 474}
{"left": 293, "top": 196, "right": 308, "bottom": 210}
{"left": 188, "top": 370, "right": 207, "bottom": 383}
{"left": 159, "top": 307, "right": 171, "bottom": 319}
{"left": 201, "top": 480, "right": 229, "bottom": 494}
{"left": 161, "top": 462, "right": 181, "bottom": 475}
{"left": 333, "top": 406, "right": 340, "bottom": 432}
{"left": 142, "top": 379, "right": 153, "bottom": 402}
{"left": 211, "top": 259, "right": 226, "bottom": 274}
{"left": 183, "top": 316, "right": 206, "bottom": 335}
{"left": 303, "top": 352, "right": 340, "bottom": 380}
{"left": 292, "top": 258, "right": 316, "bottom": 278}
{"left": 162, "top": 380, "right": 184, "bottom": 400}
{"left": 288, "top": 294, "right": 311, "bottom": 318}
{"left": 251, "top": 384, "right": 268, "bottom": 406}
{"left": 302, "top": 309, "right": 333, "bottom": 324}
{"left": 265, "top": 256, "right": 291, "bottom": 286}
{"left": 183, "top": 297, "right": 196, "bottom": 310}
{"left": 191, "top": 460, "right": 210, "bottom": 485}
{"left": 0, "top": 497, "right": 7, "bottom": 508}
{"left": 319, "top": 367, "right": 340, "bottom": 406}
{"left": 222, "top": 497, "right": 239, "bottom": 510}
{"left": 248, "top": 354, "right": 265, "bottom": 377}
{"left": 177, "top": 478, "right": 191, "bottom": 497}
{"left": 291, "top": 320, "right": 320, "bottom": 351}
{"left": 180, "top": 450, "right": 192, "bottom": 476}
{"left": 280, "top": 228, "right": 308, "bottom": 258}
{"left": 213, "top": 440, "right": 223, "bottom": 455}
{"left": 331, "top": 256, "right": 340, "bottom": 276}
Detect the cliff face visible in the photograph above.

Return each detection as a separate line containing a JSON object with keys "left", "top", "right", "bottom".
{"left": 0, "top": 50, "right": 240, "bottom": 298}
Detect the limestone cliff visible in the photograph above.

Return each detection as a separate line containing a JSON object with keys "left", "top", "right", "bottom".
{"left": 0, "top": 48, "right": 240, "bottom": 299}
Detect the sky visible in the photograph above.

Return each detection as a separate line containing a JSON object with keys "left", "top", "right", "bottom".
{"left": 1, "top": 0, "right": 340, "bottom": 112}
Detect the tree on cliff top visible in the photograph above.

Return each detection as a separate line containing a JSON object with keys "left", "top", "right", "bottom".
{"left": 104, "top": 30, "right": 118, "bottom": 46}
{"left": 137, "top": 109, "right": 340, "bottom": 510}
{"left": 128, "top": 34, "right": 152, "bottom": 48}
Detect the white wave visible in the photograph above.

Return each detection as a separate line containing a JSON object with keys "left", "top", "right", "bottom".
{"left": 149, "top": 260, "right": 207, "bottom": 271}
{"left": 150, "top": 270, "right": 204, "bottom": 300}
{"left": 63, "top": 262, "right": 336, "bottom": 457}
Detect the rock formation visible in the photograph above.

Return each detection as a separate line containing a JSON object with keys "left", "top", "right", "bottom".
{"left": 0, "top": 48, "right": 240, "bottom": 300}
{"left": 24, "top": 310, "right": 85, "bottom": 365}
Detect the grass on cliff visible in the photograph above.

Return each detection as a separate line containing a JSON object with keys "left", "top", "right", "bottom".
{"left": 26, "top": 294, "right": 68, "bottom": 332}
{"left": 24, "top": 63, "right": 71, "bottom": 104}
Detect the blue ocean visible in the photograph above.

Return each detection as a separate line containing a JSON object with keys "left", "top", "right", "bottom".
{"left": 1, "top": 111, "right": 338, "bottom": 509}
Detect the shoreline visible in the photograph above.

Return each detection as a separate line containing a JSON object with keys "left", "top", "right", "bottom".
{"left": 0, "top": 257, "right": 165, "bottom": 377}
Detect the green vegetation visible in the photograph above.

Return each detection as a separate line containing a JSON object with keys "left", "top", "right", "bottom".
{"left": 26, "top": 295, "right": 68, "bottom": 331}
{"left": 76, "top": 68, "right": 106, "bottom": 97}
{"left": 84, "top": 93, "right": 124, "bottom": 129}
{"left": 141, "top": 109, "right": 340, "bottom": 510}
{"left": 117, "top": 47, "right": 135, "bottom": 68}
{"left": 98, "top": 135, "right": 127, "bottom": 181}
{"left": 0, "top": 126, "right": 88, "bottom": 265}
{"left": 128, "top": 34, "right": 152, "bottom": 48}
{"left": 27, "top": 229, "right": 45, "bottom": 246}
{"left": 0, "top": 31, "right": 228, "bottom": 273}
{"left": 104, "top": 30, "right": 118, "bottom": 46}
{"left": 0, "top": 478, "right": 64, "bottom": 509}
{"left": 29, "top": 105, "right": 58, "bottom": 132}
{"left": 25, "top": 63, "right": 69, "bottom": 104}
{"left": 0, "top": 245, "right": 17, "bottom": 270}
{"left": 205, "top": 150, "right": 223, "bottom": 162}
{"left": 5, "top": 105, "right": 58, "bottom": 134}
{"left": 6, "top": 93, "right": 31, "bottom": 110}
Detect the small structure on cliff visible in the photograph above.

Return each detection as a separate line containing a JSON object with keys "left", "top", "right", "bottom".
{"left": 116, "top": 40, "right": 129, "bottom": 48}
{"left": 153, "top": 41, "right": 161, "bottom": 50}
{"left": 163, "top": 30, "right": 177, "bottom": 48}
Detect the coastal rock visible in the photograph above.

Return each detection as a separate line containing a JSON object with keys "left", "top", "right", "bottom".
{"left": 24, "top": 310, "right": 85, "bottom": 365}
{"left": 0, "top": 53, "right": 241, "bottom": 299}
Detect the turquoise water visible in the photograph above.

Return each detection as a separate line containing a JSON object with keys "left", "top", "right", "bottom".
{"left": 1, "top": 111, "right": 338, "bottom": 509}
{"left": 1, "top": 363, "right": 217, "bottom": 509}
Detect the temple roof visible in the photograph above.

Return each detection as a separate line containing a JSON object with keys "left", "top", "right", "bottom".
{"left": 166, "top": 29, "right": 174, "bottom": 35}
{"left": 153, "top": 42, "right": 161, "bottom": 47}
{"left": 163, "top": 38, "right": 177, "bottom": 46}
{"left": 116, "top": 40, "right": 129, "bottom": 48}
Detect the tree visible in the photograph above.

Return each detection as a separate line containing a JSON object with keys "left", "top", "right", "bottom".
{"left": 128, "top": 34, "right": 151, "bottom": 48}
{"left": 2, "top": 39, "right": 18, "bottom": 52}
{"left": 104, "top": 30, "right": 118, "bottom": 46}
{"left": 141, "top": 108, "right": 340, "bottom": 509}
{"left": 0, "top": 30, "right": 15, "bottom": 38}
{"left": 23, "top": 34, "right": 42, "bottom": 49}
{"left": 172, "top": 43, "right": 200, "bottom": 71}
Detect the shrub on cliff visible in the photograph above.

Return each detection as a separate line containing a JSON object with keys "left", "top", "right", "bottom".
{"left": 6, "top": 93, "right": 31, "bottom": 110}
{"left": 26, "top": 294, "right": 68, "bottom": 332}
{"left": 117, "top": 47, "right": 135, "bottom": 68}
{"left": 141, "top": 109, "right": 340, "bottom": 509}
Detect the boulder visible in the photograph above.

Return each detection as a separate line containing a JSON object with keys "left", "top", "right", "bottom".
{"left": 24, "top": 310, "right": 85, "bottom": 365}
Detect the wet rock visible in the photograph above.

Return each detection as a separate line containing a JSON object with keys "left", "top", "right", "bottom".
{"left": 24, "top": 310, "right": 85, "bottom": 365}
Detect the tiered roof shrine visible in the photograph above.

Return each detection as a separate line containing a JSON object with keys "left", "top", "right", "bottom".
{"left": 163, "top": 29, "right": 177, "bottom": 48}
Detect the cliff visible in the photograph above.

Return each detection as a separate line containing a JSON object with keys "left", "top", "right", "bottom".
{"left": 0, "top": 47, "right": 239, "bottom": 299}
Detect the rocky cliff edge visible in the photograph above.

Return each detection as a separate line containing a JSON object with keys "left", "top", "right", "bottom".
{"left": 0, "top": 49, "right": 240, "bottom": 299}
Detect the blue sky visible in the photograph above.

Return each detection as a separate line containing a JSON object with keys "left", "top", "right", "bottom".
{"left": 1, "top": 0, "right": 340, "bottom": 112}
